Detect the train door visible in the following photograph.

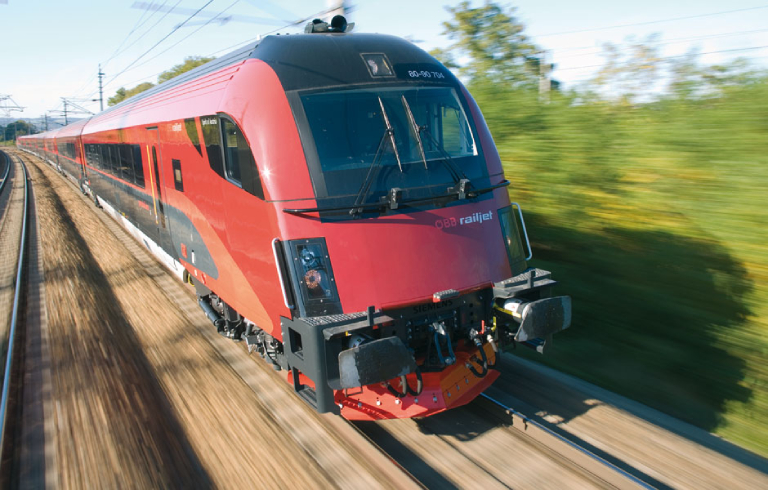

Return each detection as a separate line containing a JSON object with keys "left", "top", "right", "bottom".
{"left": 76, "top": 137, "right": 88, "bottom": 187}
{"left": 53, "top": 137, "right": 60, "bottom": 169}
{"left": 147, "top": 127, "right": 172, "bottom": 253}
{"left": 75, "top": 138, "right": 87, "bottom": 194}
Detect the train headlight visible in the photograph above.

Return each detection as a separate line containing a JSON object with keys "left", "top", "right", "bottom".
{"left": 285, "top": 238, "right": 342, "bottom": 317}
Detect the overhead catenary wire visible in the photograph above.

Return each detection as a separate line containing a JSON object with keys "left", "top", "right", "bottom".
{"left": 552, "top": 27, "right": 768, "bottom": 60}
{"left": 206, "top": 5, "right": 342, "bottom": 57}
{"left": 536, "top": 4, "right": 768, "bottom": 37}
{"left": 102, "top": 5, "right": 339, "bottom": 93}
{"left": 555, "top": 44, "right": 768, "bottom": 72}
{"left": 123, "top": 0, "right": 241, "bottom": 75}
{"left": 103, "top": 0, "right": 214, "bottom": 90}
{"left": 102, "top": 0, "right": 171, "bottom": 66}
{"left": 104, "top": 0, "right": 185, "bottom": 70}
{"left": 64, "top": 0, "right": 180, "bottom": 102}
{"left": 68, "top": 68, "right": 100, "bottom": 99}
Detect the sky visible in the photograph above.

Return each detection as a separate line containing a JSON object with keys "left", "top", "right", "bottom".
{"left": 1, "top": 0, "right": 767, "bottom": 125}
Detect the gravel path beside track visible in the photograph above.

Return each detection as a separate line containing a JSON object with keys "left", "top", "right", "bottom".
{"left": 23, "top": 150, "right": 416, "bottom": 489}
{"left": 491, "top": 355, "right": 768, "bottom": 489}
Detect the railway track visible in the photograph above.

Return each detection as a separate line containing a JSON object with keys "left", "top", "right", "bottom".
{"left": 12, "top": 147, "right": 766, "bottom": 489}
{"left": 353, "top": 389, "right": 657, "bottom": 489}
{"left": 0, "top": 149, "right": 37, "bottom": 487}
{"left": 14, "top": 148, "right": 422, "bottom": 489}
{"left": 15, "top": 148, "right": 662, "bottom": 488}
{"left": 474, "top": 392, "right": 658, "bottom": 489}
{"left": 14, "top": 147, "right": 668, "bottom": 489}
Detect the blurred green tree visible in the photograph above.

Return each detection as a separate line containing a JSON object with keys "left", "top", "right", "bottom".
{"left": 4, "top": 120, "right": 36, "bottom": 140}
{"left": 431, "top": 1, "right": 540, "bottom": 87}
{"left": 157, "top": 56, "right": 215, "bottom": 83}
{"left": 108, "top": 82, "right": 155, "bottom": 106}
{"left": 589, "top": 34, "right": 663, "bottom": 105}
{"left": 434, "top": 1, "right": 768, "bottom": 455}
{"left": 107, "top": 55, "right": 215, "bottom": 107}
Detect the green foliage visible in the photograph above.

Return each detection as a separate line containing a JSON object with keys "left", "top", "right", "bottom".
{"left": 434, "top": 1, "right": 540, "bottom": 86}
{"left": 2, "top": 120, "right": 36, "bottom": 140}
{"left": 588, "top": 34, "right": 663, "bottom": 104}
{"left": 439, "top": 0, "right": 768, "bottom": 456}
{"left": 157, "top": 56, "right": 215, "bottom": 84}
{"left": 499, "top": 82, "right": 768, "bottom": 455}
{"left": 108, "top": 82, "right": 155, "bottom": 106}
{"left": 107, "top": 55, "right": 215, "bottom": 107}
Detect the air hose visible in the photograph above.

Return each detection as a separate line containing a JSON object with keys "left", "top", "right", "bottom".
{"left": 467, "top": 338, "right": 489, "bottom": 378}
{"left": 387, "top": 368, "right": 423, "bottom": 397}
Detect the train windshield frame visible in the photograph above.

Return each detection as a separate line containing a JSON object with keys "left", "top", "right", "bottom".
{"left": 294, "top": 85, "right": 489, "bottom": 207}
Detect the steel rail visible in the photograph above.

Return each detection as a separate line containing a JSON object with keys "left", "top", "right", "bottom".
{"left": 0, "top": 152, "right": 30, "bottom": 460}
{"left": 479, "top": 392, "right": 657, "bottom": 489}
{"left": 0, "top": 151, "right": 11, "bottom": 195}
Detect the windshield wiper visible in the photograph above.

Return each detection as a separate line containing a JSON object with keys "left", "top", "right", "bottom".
{"left": 419, "top": 125, "right": 468, "bottom": 185}
{"left": 400, "top": 95, "right": 475, "bottom": 199}
{"left": 283, "top": 180, "right": 511, "bottom": 216}
{"left": 348, "top": 97, "right": 401, "bottom": 216}
{"left": 401, "top": 95, "right": 428, "bottom": 170}
{"left": 379, "top": 97, "right": 403, "bottom": 173}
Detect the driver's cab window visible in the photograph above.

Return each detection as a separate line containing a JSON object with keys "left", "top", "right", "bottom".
{"left": 221, "top": 118, "right": 244, "bottom": 185}
{"left": 216, "top": 115, "right": 264, "bottom": 200}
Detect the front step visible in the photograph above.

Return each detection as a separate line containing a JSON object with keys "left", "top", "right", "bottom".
{"left": 296, "top": 385, "right": 318, "bottom": 409}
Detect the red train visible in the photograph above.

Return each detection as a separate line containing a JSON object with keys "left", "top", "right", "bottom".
{"left": 19, "top": 16, "right": 571, "bottom": 420}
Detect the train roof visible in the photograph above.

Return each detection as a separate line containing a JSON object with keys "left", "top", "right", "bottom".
{"left": 20, "top": 128, "right": 60, "bottom": 140}
{"left": 97, "top": 42, "right": 257, "bottom": 119}
{"left": 252, "top": 32, "right": 452, "bottom": 91}
{"left": 54, "top": 117, "right": 91, "bottom": 138}
{"left": 99, "top": 32, "right": 450, "bottom": 116}
{"left": 38, "top": 32, "right": 454, "bottom": 138}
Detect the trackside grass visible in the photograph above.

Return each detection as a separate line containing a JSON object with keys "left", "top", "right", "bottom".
{"left": 478, "top": 81, "right": 768, "bottom": 456}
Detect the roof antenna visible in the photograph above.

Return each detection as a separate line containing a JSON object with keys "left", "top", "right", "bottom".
{"left": 305, "top": 18, "right": 329, "bottom": 33}
{"left": 305, "top": 15, "right": 354, "bottom": 33}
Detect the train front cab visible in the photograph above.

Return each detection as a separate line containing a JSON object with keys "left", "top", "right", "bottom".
{"left": 274, "top": 202, "right": 571, "bottom": 420}
{"left": 249, "top": 32, "right": 573, "bottom": 420}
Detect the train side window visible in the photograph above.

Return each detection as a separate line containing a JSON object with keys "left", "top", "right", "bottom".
{"left": 172, "top": 159, "right": 183, "bottom": 191}
{"left": 97, "top": 145, "right": 103, "bottom": 170}
{"left": 220, "top": 116, "right": 264, "bottom": 200}
{"left": 120, "top": 144, "right": 134, "bottom": 183}
{"left": 152, "top": 146, "right": 166, "bottom": 228}
{"left": 99, "top": 144, "right": 106, "bottom": 171}
{"left": 201, "top": 115, "right": 224, "bottom": 178}
{"left": 221, "top": 118, "right": 243, "bottom": 185}
{"left": 113, "top": 145, "right": 120, "bottom": 175}
{"left": 100, "top": 145, "right": 111, "bottom": 174}
{"left": 151, "top": 148, "right": 163, "bottom": 196}
{"left": 111, "top": 145, "right": 120, "bottom": 176}
{"left": 184, "top": 118, "right": 202, "bottom": 156}
{"left": 132, "top": 145, "right": 145, "bottom": 188}
{"left": 109, "top": 145, "right": 118, "bottom": 175}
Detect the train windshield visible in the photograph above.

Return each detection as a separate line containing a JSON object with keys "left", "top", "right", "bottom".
{"left": 300, "top": 86, "right": 488, "bottom": 204}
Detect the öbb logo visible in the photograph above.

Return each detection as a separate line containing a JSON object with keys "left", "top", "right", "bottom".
{"left": 434, "top": 210, "right": 493, "bottom": 229}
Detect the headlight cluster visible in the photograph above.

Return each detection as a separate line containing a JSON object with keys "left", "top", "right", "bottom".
{"left": 285, "top": 238, "right": 342, "bottom": 317}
